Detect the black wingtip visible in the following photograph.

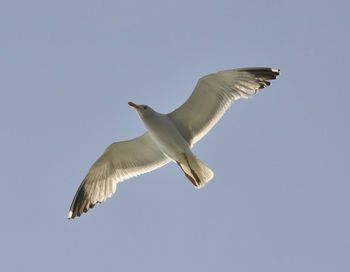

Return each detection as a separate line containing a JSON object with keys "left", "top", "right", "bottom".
{"left": 68, "top": 198, "right": 100, "bottom": 220}
{"left": 271, "top": 68, "right": 280, "bottom": 77}
{"left": 240, "top": 67, "right": 280, "bottom": 84}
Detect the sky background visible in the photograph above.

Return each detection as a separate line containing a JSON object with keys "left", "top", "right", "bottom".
{"left": 1, "top": 0, "right": 349, "bottom": 271}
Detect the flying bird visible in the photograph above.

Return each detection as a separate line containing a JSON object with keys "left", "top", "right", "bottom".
{"left": 68, "top": 67, "right": 280, "bottom": 219}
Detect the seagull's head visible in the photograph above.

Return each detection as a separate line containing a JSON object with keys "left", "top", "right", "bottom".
{"left": 128, "top": 102, "right": 155, "bottom": 119}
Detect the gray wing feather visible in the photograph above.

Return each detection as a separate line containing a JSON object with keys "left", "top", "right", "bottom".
{"left": 68, "top": 132, "right": 169, "bottom": 219}
{"left": 168, "top": 67, "right": 279, "bottom": 145}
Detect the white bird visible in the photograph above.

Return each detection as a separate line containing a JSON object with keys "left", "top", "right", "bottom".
{"left": 68, "top": 67, "right": 280, "bottom": 219}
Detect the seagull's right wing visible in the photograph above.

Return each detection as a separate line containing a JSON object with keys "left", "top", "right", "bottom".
{"left": 168, "top": 67, "right": 279, "bottom": 145}
{"left": 68, "top": 132, "right": 170, "bottom": 219}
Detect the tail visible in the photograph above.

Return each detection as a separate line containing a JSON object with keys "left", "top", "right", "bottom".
{"left": 176, "top": 153, "right": 214, "bottom": 188}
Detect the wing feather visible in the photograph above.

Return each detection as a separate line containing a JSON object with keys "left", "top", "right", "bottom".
{"left": 168, "top": 67, "right": 279, "bottom": 145}
{"left": 68, "top": 132, "right": 169, "bottom": 219}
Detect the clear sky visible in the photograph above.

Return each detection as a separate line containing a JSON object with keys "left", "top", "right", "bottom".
{"left": 1, "top": 0, "right": 349, "bottom": 271}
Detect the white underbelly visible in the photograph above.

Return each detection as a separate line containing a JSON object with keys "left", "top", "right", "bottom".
{"left": 144, "top": 115, "right": 190, "bottom": 161}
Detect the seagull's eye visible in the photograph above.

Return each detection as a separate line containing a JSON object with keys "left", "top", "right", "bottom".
{"left": 143, "top": 106, "right": 148, "bottom": 110}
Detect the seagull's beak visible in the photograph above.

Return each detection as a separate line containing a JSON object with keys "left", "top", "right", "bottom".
{"left": 128, "top": 102, "right": 142, "bottom": 110}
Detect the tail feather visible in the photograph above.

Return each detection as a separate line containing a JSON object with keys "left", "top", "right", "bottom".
{"left": 177, "top": 154, "right": 214, "bottom": 188}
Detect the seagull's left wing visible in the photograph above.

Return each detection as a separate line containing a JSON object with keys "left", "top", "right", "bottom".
{"left": 68, "top": 132, "right": 169, "bottom": 219}
{"left": 168, "top": 67, "right": 279, "bottom": 145}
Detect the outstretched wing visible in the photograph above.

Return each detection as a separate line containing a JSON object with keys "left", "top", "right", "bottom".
{"left": 68, "top": 132, "right": 169, "bottom": 219}
{"left": 168, "top": 67, "right": 279, "bottom": 145}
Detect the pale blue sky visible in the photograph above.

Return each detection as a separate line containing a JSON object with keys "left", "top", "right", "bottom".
{"left": 1, "top": 0, "right": 349, "bottom": 271}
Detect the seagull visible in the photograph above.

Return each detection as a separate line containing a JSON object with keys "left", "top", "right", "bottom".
{"left": 68, "top": 67, "right": 280, "bottom": 219}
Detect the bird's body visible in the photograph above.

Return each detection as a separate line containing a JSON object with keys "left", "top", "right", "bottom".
{"left": 129, "top": 103, "right": 214, "bottom": 189}
{"left": 140, "top": 110, "right": 191, "bottom": 161}
{"left": 68, "top": 67, "right": 280, "bottom": 219}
